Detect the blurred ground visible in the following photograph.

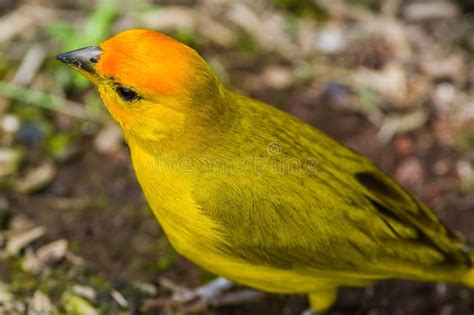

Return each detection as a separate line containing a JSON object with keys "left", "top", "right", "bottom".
{"left": 0, "top": 0, "right": 474, "bottom": 314}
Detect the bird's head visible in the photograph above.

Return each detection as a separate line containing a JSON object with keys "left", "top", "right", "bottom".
{"left": 57, "top": 29, "right": 224, "bottom": 144}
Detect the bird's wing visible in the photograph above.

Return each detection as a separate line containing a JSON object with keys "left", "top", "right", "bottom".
{"left": 191, "top": 123, "right": 470, "bottom": 281}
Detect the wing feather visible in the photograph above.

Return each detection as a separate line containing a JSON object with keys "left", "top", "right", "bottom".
{"left": 191, "top": 96, "right": 471, "bottom": 281}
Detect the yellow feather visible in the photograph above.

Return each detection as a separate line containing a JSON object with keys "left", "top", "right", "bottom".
{"left": 58, "top": 29, "right": 474, "bottom": 312}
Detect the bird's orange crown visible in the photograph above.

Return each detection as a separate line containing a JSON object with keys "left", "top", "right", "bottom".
{"left": 97, "top": 29, "right": 194, "bottom": 96}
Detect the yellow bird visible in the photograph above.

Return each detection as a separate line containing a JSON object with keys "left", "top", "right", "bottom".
{"left": 57, "top": 29, "right": 474, "bottom": 313}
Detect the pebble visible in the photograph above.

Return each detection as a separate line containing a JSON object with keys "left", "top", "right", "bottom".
{"left": 394, "top": 157, "right": 424, "bottom": 186}
{"left": 94, "top": 125, "right": 123, "bottom": 154}
{"left": 72, "top": 285, "right": 97, "bottom": 302}
{"left": 29, "top": 290, "right": 55, "bottom": 315}
{"left": 131, "top": 281, "right": 158, "bottom": 296}
{"left": 314, "top": 24, "right": 346, "bottom": 54}
{"left": 15, "top": 162, "right": 56, "bottom": 194}
{"left": 1, "top": 114, "right": 20, "bottom": 134}
{"left": 262, "top": 66, "right": 294, "bottom": 89}
{"left": 5, "top": 226, "right": 46, "bottom": 257}
{"left": 0, "top": 147, "right": 22, "bottom": 177}
{"left": 36, "top": 239, "right": 68, "bottom": 266}
{"left": 22, "top": 248, "right": 42, "bottom": 274}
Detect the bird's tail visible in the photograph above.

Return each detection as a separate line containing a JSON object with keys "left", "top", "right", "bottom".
{"left": 463, "top": 247, "right": 474, "bottom": 288}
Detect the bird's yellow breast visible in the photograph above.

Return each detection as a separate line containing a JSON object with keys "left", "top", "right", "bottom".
{"left": 129, "top": 142, "right": 219, "bottom": 252}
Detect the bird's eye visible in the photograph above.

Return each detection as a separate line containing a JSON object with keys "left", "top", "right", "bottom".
{"left": 116, "top": 86, "right": 139, "bottom": 102}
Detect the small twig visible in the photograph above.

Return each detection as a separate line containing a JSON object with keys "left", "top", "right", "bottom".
{"left": 143, "top": 277, "right": 266, "bottom": 313}
{"left": 141, "top": 297, "right": 173, "bottom": 310}
{"left": 158, "top": 277, "right": 188, "bottom": 293}
{"left": 0, "top": 5, "right": 55, "bottom": 44}
{"left": 377, "top": 110, "right": 428, "bottom": 143}
{"left": 0, "top": 81, "right": 100, "bottom": 122}
{"left": 215, "top": 289, "right": 266, "bottom": 306}
{"left": 12, "top": 44, "right": 48, "bottom": 87}
{"left": 141, "top": 290, "right": 266, "bottom": 313}
{"left": 111, "top": 289, "right": 129, "bottom": 308}
{"left": 4, "top": 226, "right": 46, "bottom": 257}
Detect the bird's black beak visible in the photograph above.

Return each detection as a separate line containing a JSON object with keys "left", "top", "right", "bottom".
{"left": 56, "top": 46, "right": 102, "bottom": 73}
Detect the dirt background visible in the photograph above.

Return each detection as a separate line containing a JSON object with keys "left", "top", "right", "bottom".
{"left": 0, "top": 0, "right": 473, "bottom": 314}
